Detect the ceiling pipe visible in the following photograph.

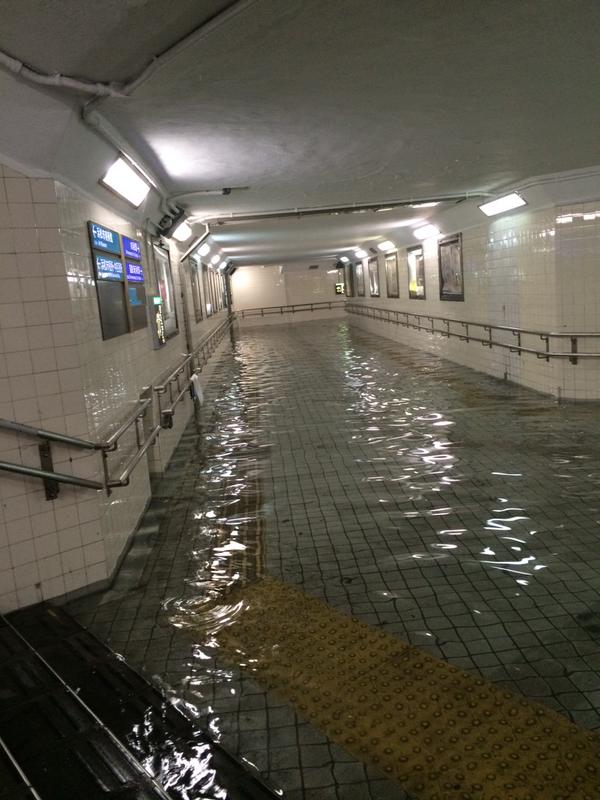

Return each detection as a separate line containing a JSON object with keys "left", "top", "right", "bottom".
{"left": 0, "top": 0, "right": 257, "bottom": 215}
{"left": 197, "top": 194, "right": 493, "bottom": 225}
{"left": 0, "top": 0, "right": 257, "bottom": 100}
{"left": 0, "top": 48, "right": 126, "bottom": 97}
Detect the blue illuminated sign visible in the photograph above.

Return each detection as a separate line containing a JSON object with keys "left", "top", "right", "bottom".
{"left": 122, "top": 236, "right": 142, "bottom": 261}
{"left": 94, "top": 253, "right": 124, "bottom": 281}
{"left": 125, "top": 261, "right": 144, "bottom": 283}
{"left": 88, "top": 221, "right": 121, "bottom": 255}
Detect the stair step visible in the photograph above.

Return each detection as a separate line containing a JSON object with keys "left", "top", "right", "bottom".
{"left": 4, "top": 605, "right": 279, "bottom": 800}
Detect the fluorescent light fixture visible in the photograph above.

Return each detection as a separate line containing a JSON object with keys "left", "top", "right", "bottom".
{"left": 413, "top": 224, "right": 441, "bottom": 240}
{"left": 218, "top": 259, "right": 228, "bottom": 270}
{"left": 327, "top": 269, "right": 338, "bottom": 274}
{"left": 101, "top": 157, "right": 150, "bottom": 207}
{"left": 354, "top": 248, "right": 368, "bottom": 258}
{"left": 583, "top": 212, "right": 596, "bottom": 221}
{"left": 172, "top": 220, "right": 192, "bottom": 242}
{"left": 198, "top": 242, "right": 211, "bottom": 256}
{"left": 478, "top": 192, "right": 527, "bottom": 217}
{"left": 210, "top": 254, "right": 221, "bottom": 265}
{"left": 339, "top": 256, "right": 350, "bottom": 263}
{"left": 410, "top": 201, "right": 439, "bottom": 208}
{"left": 377, "top": 240, "right": 396, "bottom": 252}
{"left": 556, "top": 215, "right": 572, "bottom": 224}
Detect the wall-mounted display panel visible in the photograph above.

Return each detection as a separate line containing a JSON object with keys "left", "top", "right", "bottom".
{"left": 407, "top": 246, "right": 426, "bottom": 299}
{"left": 94, "top": 253, "right": 124, "bottom": 282}
{"left": 368, "top": 257, "right": 380, "bottom": 297}
{"left": 88, "top": 221, "right": 121, "bottom": 255}
{"left": 384, "top": 252, "right": 399, "bottom": 298}
{"left": 96, "top": 280, "right": 129, "bottom": 340}
{"left": 125, "top": 261, "right": 144, "bottom": 283}
{"left": 355, "top": 261, "right": 365, "bottom": 296}
{"left": 438, "top": 234, "right": 464, "bottom": 301}
{"left": 122, "top": 235, "right": 142, "bottom": 261}
{"left": 153, "top": 242, "right": 179, "bottom": 337}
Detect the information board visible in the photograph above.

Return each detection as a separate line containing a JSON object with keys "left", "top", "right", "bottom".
{"left": 125, "top": 261, "right": 144, "bottom": 283}
{"left": 122, "top": 236, "right": 142, "bottom": 261}
{"left": 94, "top": 253, "right": 124, "bottom": 281}
{"left": 88, "top": 222, "right": 121, "bottom": 255}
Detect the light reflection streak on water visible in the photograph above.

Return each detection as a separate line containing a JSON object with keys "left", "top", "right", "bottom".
{"left": 339, "top": 338, "right": 599, "bottom": 594}
{"left": 157, "top": 323, "right": 600, "bottom": 786}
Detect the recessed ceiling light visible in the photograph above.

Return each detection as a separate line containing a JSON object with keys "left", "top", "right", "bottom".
{"left": 410, "top": 201, "right": 439, "bottom": 208}
{"left": 339, "top": 256, "right": 350, "bottom": 263}
{"left": 377, "top": 240, "right": 396, "bottom": 252}
{"left": 100, "top": 157, "right": 151, "bottom": 207}
{"left": 583, "top": 212, "right": 596, "bottom": 221}
{"left": 198, "top": 243, "right": 211, "bottom": 256}
{"left": 556, "top": 215, "right": 573, "bottom": 224}
{"left": 413, "top": 224, "right": 441, "bottom": 240}
{"left": 210, "top": 254, "right": 221, "bottom": 265}
{"left": 218, "top": 260, "right": 228, "bottom": 270}
{"left": 479, "top": 193, "right": 527, "bottom": 217}
{"left": 172, "top": 220, "right": 192, "bottom": 242}
{"left": 354, "top": 248, "right": 368, "bottom": 258}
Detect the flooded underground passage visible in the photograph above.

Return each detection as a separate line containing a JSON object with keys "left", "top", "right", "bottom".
{"left": 68, "top": 320, "right": 600, "bottom": 800}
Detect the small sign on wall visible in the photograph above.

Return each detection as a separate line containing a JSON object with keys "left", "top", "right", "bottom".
{"left": 94, "top": 253, "right": 124, "bottom": 281}
{"left": 125, "top": 261, "right": 144, "bottom": 282}
{"left": 122, "top": 235, "right": 142, "bottom": 261}
{"left": 88, "top": 221, "right": 121, "bottom": 255}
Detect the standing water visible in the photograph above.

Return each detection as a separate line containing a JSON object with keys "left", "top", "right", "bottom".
{"left": 71, "top": 320, "right": 600, "bottom": 799}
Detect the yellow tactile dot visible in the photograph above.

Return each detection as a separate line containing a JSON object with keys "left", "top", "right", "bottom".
{"left": 204, "top": 576, "right": 600, "bottom": 800}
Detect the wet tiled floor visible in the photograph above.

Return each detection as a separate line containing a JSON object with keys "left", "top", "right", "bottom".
{"left": 69, "top": 319, "right": 600, "bottom": 798}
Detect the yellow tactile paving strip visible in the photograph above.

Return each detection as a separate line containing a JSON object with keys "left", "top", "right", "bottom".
{"left": 210, "top": 577, "right": 600, "bottom": 800}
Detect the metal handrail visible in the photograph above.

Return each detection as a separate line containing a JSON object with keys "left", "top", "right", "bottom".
{"left": 346, "top": 303, "right": 600, "bottom": 363}
{"left": 155, "top": 315, "right": 234, "bottom": 428}
{"left": 0, "top": 318, "right": 233, "bottom": 498}
{"left": 238, "top": 300, "right": 346, "bottom": 318}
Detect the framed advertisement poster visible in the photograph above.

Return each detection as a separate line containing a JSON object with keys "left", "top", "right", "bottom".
{"left": 368, "top": 257, "right": 380, "bottom": 297}
{"left": 153, "top": 242, "right": 179, "bottom": 337}
{"left": 355, "top": 261, "right": 365, "bottom": 296}
{"left": 407, "top": 245, "right": 426, "bottom": 299}
{"left": 344, "top": 263, "right": 354, "bottom": 297}
{"left": 438, "top": 234, "right": 464, "bottom": 301}
{"left": 384, "top": 252, "right": 399, "bottom": 298}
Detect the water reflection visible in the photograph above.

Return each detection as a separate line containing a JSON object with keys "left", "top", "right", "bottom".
{"left": 157, "top": 320, "right": 600, "bottom": 792}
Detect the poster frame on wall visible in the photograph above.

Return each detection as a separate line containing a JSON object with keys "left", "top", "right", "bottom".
{"left": 368, "top": 256, "right": 380, "bottom": 297}
{"left": 407, "top": 245, "right": 426, "bottom": 300}
{"left": 355, "top": 261, "right": 365, "bottom": 296}
{"left": 438, "top": 233, "right": 464, "bottom": 301}
{"left": 152, "top": 240, "right": 179, "bottom": 337}
{"left": 384, "top": 252, "right": 399, "bottom": 298}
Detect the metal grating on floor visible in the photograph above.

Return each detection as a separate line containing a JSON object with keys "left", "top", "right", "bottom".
{"left": 2, "top": 606, "right": 280, "bottom": 800}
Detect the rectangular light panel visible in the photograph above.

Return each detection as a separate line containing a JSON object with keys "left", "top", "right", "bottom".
{"left": 479, "top": 193, "right": 527, "bottom": 217}
{"left": 101, "top": 157, "right": 151, "bottom": 207}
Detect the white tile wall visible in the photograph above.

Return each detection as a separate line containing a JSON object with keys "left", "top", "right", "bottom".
{"left": 232, "top": 263, "right": 345, "bottom": 327}
{"left": 348, "top": 207, "right": 600, "bottom": 399}
{"left": 0, "top": 161, "right": 230, "bottom": 612}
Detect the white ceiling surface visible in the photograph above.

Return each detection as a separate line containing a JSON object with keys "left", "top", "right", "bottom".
{"left": 0, "top": 0, "right": 235, "bottom": 83}
{"left": 2, "top": 0, "right": 600, "bottom": 265}
{"left": 210, "top": 206, "right": 441, "bottom": 266}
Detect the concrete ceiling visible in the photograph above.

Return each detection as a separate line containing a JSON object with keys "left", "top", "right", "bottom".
{"left": 0, "top": 0, "right": 235, "bottom": 83}
{"left": 2, "top": 0, "right": 600, "bottom": 265}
